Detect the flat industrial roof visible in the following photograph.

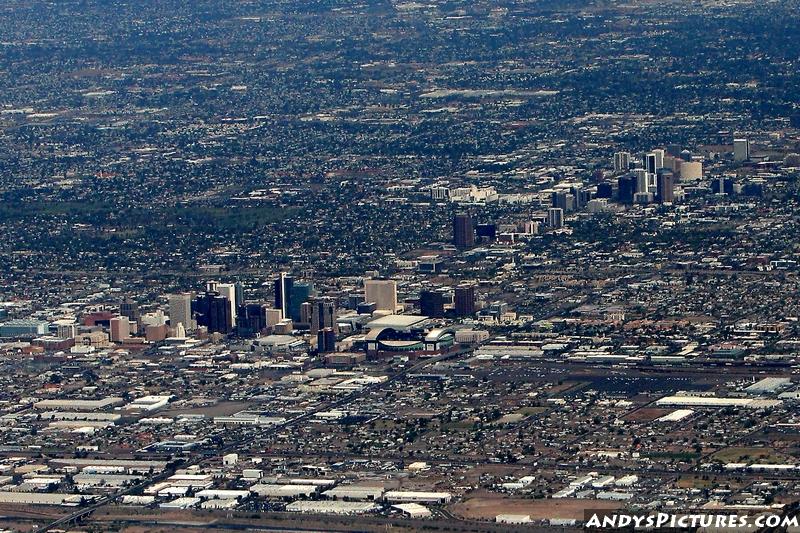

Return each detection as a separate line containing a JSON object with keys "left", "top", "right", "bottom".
{"left": 656, "top": 409, "right": 694, "bottom": 422}
{"left": 50, "top": 458, "right": 168, "bottom": 469}
{"left": 0, "top": 492, "right": 94, "bottom": 505}
{"left": 34, "top": 397, "right": 124, "bottom": 411}
{"left": 655, "top": 395, "right": 781, "bottom": 409}
{"left": 250, "top": 484, "right": 317, "bottom": 497}
{"left": 287, "top": 500, "right": 378, "bottom": 514}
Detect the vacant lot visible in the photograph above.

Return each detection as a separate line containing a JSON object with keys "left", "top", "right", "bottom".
{"left": 624, "top": 408, "right": 672, "bottom": 422}
{"left": 711, "top": 446, "right": 790, "bottom": 464}
{"left": 451, "top": 495, "right": 623, "bottom": 520}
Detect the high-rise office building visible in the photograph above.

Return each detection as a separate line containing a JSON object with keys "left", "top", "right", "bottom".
{"left": 348, "top": 293, "right": 366, "bottom": 310}
{"left": 274, "top": 273, "right": 294, "bottom": 320}
{"left": 634, "top": 169, "right": 650, "bottom": 194}
{"left": 453, "top": 213, "right": 475, "bottom": 249}
{"left": 596, "top": 182, "right": 614, "bottom": 199}
{"left": 733, "top": 138, "right": 750, "bottom": 162}
{"left": 573, "top": 187, "right": 592, "bottom": 210}
{"left": 300, "top": 301, "right": 313, "bottom": 326}
{"left": 613, "top": 151, "right": 631, "bottom": 172}
{"left": 364, "top": 279, "right": 397, "bottom": 312}
{"left": 192, "top": 292, "right": 233, "bottom": 334}
{"left": 317, "top": 327, "right": 337, "bottom": 353}
{"left": 217, "top": 283, "right": 238, "bottom": 327}
{"left": 235, "top": 282, "right": 245, "bottom": 308}
{"left": 289, "top": 281, "right": 314, "bottom": 322}
{"left": 645, "top": 153, "right": 657, "bottom": 174}
{"left": 57, "top": 322, "right": 77, "bottom": 339}
{"left": 711, "top": 177, "right": 735, "bottom": 195}
{"left": 454, "top": 285, "right": 476, "bottom": 317}
{"left": 547, "top": 208, "right": 564, "bottom": 229}
{"left": 552, "top": 191, "right": 569, "bottom": 211}
{"left": 110, "top": 316, "right": 130, "bottom": 342}
{"left": 657, "top": 170, "right": 675, "bottom": 204}
{"left": 652, "top": 149, "right": 665, "bottom": 171}
{"left": 237, "top": 303, "right": 268, "bottom": 335}
{"left": 419, "top": 290, "right": 445, "bottom": 318}
{"left": 617, "top": 175, "right": 637, "bottom": 204}
{"left": 566, "top": 193, "right": 576, "bottom": 212}
{"left": 169, "top": 293, "right": 195, "bottom": 331}
{"left": 120, "top": 299, "right": 141, "bottom": 334}
{"left": 120, "top": 299, "right": 140, "bottom": 323}
{"left": 679, "top": 161, "right": 703, "bottom": 180}
{"left": 310, "top": 297, "right": 337, "bottom": 335}
{"left": 587, "top": 198, "right": 609, "bottom": 213}
{"left": 265, "top": 308, "right": 283, "bottom": 327}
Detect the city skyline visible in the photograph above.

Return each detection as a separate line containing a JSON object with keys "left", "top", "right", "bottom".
{"left": 0, "top": 0, "right": 799, "bottom": 530}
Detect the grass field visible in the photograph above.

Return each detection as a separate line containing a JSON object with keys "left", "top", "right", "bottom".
{"left": 517, "top": 406, "right": 549, "bottom": 416}
{"left": 0, "top": 202, "right": 296, "bottom": 231}
{"left": 442, "top": 419, "right": 476, "bottom": 431}
{"left": 675, "top": 475, "right": 746, "bottom": 490}
{"left": 711, "top": 446, "right": 789, "bottom": 464}
{"left": 643, "top": 451, "right": 701, "bottom": 461}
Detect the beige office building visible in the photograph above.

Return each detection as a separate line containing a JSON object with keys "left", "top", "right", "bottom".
{"left": 365, "top": 280, "right": 398, "bottom": 312}
{"left": 169, "top": 293, "right": 196, "bottom": 331}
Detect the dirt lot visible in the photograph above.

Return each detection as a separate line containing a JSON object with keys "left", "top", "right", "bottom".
{"left": 623, "top": 407, "right": 672, "bottom": 422}
{"left": 451, "top": 494, "right": 623, "bottom": 520}
{"left": 93, "top": 508, "right": 521, "bottom": 533}
{"left": 0, "top": 504, "right": 67, "bottom": 531}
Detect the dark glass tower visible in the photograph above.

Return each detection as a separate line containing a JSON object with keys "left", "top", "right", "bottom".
{"left": 454, "top": 285, "right": 476, "bottom": 317}
{"left": 420, "top": 290, "right": 445, "bottom": 318}
{"left": 453, "top": 213, "right": 474, "bottom": 249}
{"left": 192, "top": 292, "right": 233, "bottom": 334}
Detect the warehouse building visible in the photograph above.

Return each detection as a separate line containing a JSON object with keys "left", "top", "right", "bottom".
{"left": 393, "top": 502, "right": 432, "bottom": 518}
{"left": 286, "top": 500, "right": 378, "bottom": 514}
{"left": 384, "top": 491, "right": 452, "bottom": 504}
{"left": 0, "top": 492, "right": 98, "bottom": 506}
{"left": 323, "top": 486, "right": 385, "bottom": 501}
{"left": 655, "top": 395, "right": 781, "bottom": 409}
{"left": 744, "top": 377, "right": 792, "bottom": 395}
{"left": 34, "top": 397, "right": 124, "bottom": 411}
{"left": 250, "top": 483, "right": 319, "bottom": 499}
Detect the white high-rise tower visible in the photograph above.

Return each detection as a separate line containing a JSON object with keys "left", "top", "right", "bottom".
{"left": 217, "top": 283, "right": 238, "bottom": 327}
